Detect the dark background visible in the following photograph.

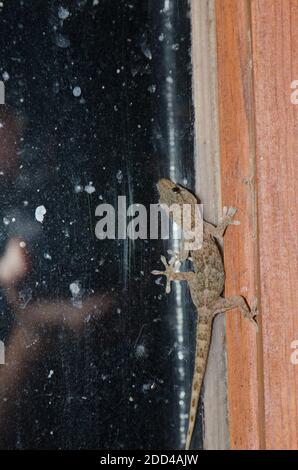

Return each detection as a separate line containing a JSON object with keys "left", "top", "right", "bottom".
{"left": 0, "top": 0, "right": 200, "bottom": 449}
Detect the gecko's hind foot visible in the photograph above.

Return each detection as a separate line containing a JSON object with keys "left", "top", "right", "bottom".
{"left": 241, "top": 297, "right": 259, "bottom": 330}
{"left": 210, "top": 295, "right": 259, "bottom": 331}
{"left": 152, "top": 255, "right": 176, "bottom": 294}
{"left": 248, "top": 296, "right": 259, "bottom": 329}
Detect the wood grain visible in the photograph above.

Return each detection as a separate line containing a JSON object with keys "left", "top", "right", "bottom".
{"left": 215, "top": 0, "right": 265, "bottom": 449}
{"left": 251, "top": 0, "right": 298, "bottom": 450}
{"left": 216, "top": 0, "right": 298, "bottom": 450}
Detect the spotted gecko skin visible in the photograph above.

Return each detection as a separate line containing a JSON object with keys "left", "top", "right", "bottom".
{"left": 152, "top": 178, "right": 258, "bottom": 450}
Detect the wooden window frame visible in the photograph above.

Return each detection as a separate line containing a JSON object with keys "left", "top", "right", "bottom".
{"left": 192, "top": 0, "right": 298, "bottom": 450}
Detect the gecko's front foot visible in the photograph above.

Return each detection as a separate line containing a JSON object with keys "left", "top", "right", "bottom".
{"left": 212, "top": 206, "right": 240, "bottom": 238}
{"left": 152, "top": 255, "right": 176, "bottom": 294}
{"left": 221, "top": 206, "right": 240, "bottom": 226}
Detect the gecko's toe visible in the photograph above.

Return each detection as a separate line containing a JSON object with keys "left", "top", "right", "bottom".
{"left": 251, "top": 296, "right": 259, "bottom": 313}
{"left": 230, "top": 219, "right": 241, "bottom": 226}
{"left": 250, "top": 297, "right": 259, "bottom": 328}
{"left": 250, "top": 317, "right": 259, "bottom": 331}
{"left": 160, "top": 255, "right": 168, "bottom": 268}
{"left": 167, "top": 249, "right": 175, "bottom": 256}
{"left": 227, "top": 206, "right": 237, "bottom": 216}
{"left": 222, "top": 206, "right": 240, "bottom": 225}
{"left": 222, "top": 206, "right": 229, "bottom": 216}
{"left": 165, "top": 282, "right": 171, "bottom": 294}
{"left": 244, "top": 297, "right": 259, "bottom": 331}
{"left": 223, "top": 206, "right": 237, "bottom": 217}
{"left": 167, "top": 250, "right": 179, "bottom": 266}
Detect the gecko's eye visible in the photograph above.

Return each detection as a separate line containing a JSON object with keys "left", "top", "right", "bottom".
{"left": 172, "top": 187, "right": 180, "bottom": 193}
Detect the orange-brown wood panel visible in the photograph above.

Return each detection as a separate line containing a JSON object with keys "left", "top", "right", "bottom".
{"left": 216, "top": 0, "right": 298, "bottom": 450}
{"left": 215, "top": 0, "right": 265, "bottom": 449}
{"left": 251, "top": 0, "right": 298, "bottom": 450}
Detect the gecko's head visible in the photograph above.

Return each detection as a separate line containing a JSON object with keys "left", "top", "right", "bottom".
{"left": 156, "top": 178, "right": 198, "bottom": 207}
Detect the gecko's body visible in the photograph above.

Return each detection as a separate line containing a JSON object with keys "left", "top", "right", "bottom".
{"left": 152, "top": 179, "right": 257, "bottom": 450}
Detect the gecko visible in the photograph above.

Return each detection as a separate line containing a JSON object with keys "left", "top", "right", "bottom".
{"left": 152, "top": 178, "right": 258, "bottom": 450}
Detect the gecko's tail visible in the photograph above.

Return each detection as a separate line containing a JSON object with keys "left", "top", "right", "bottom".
{"left": 185, "top": 314, "right": 213, "bottom": 451}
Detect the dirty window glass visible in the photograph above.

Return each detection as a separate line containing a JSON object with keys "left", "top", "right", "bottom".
{"left": 0, "top": 0, "right": 198, "bottom": 450}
